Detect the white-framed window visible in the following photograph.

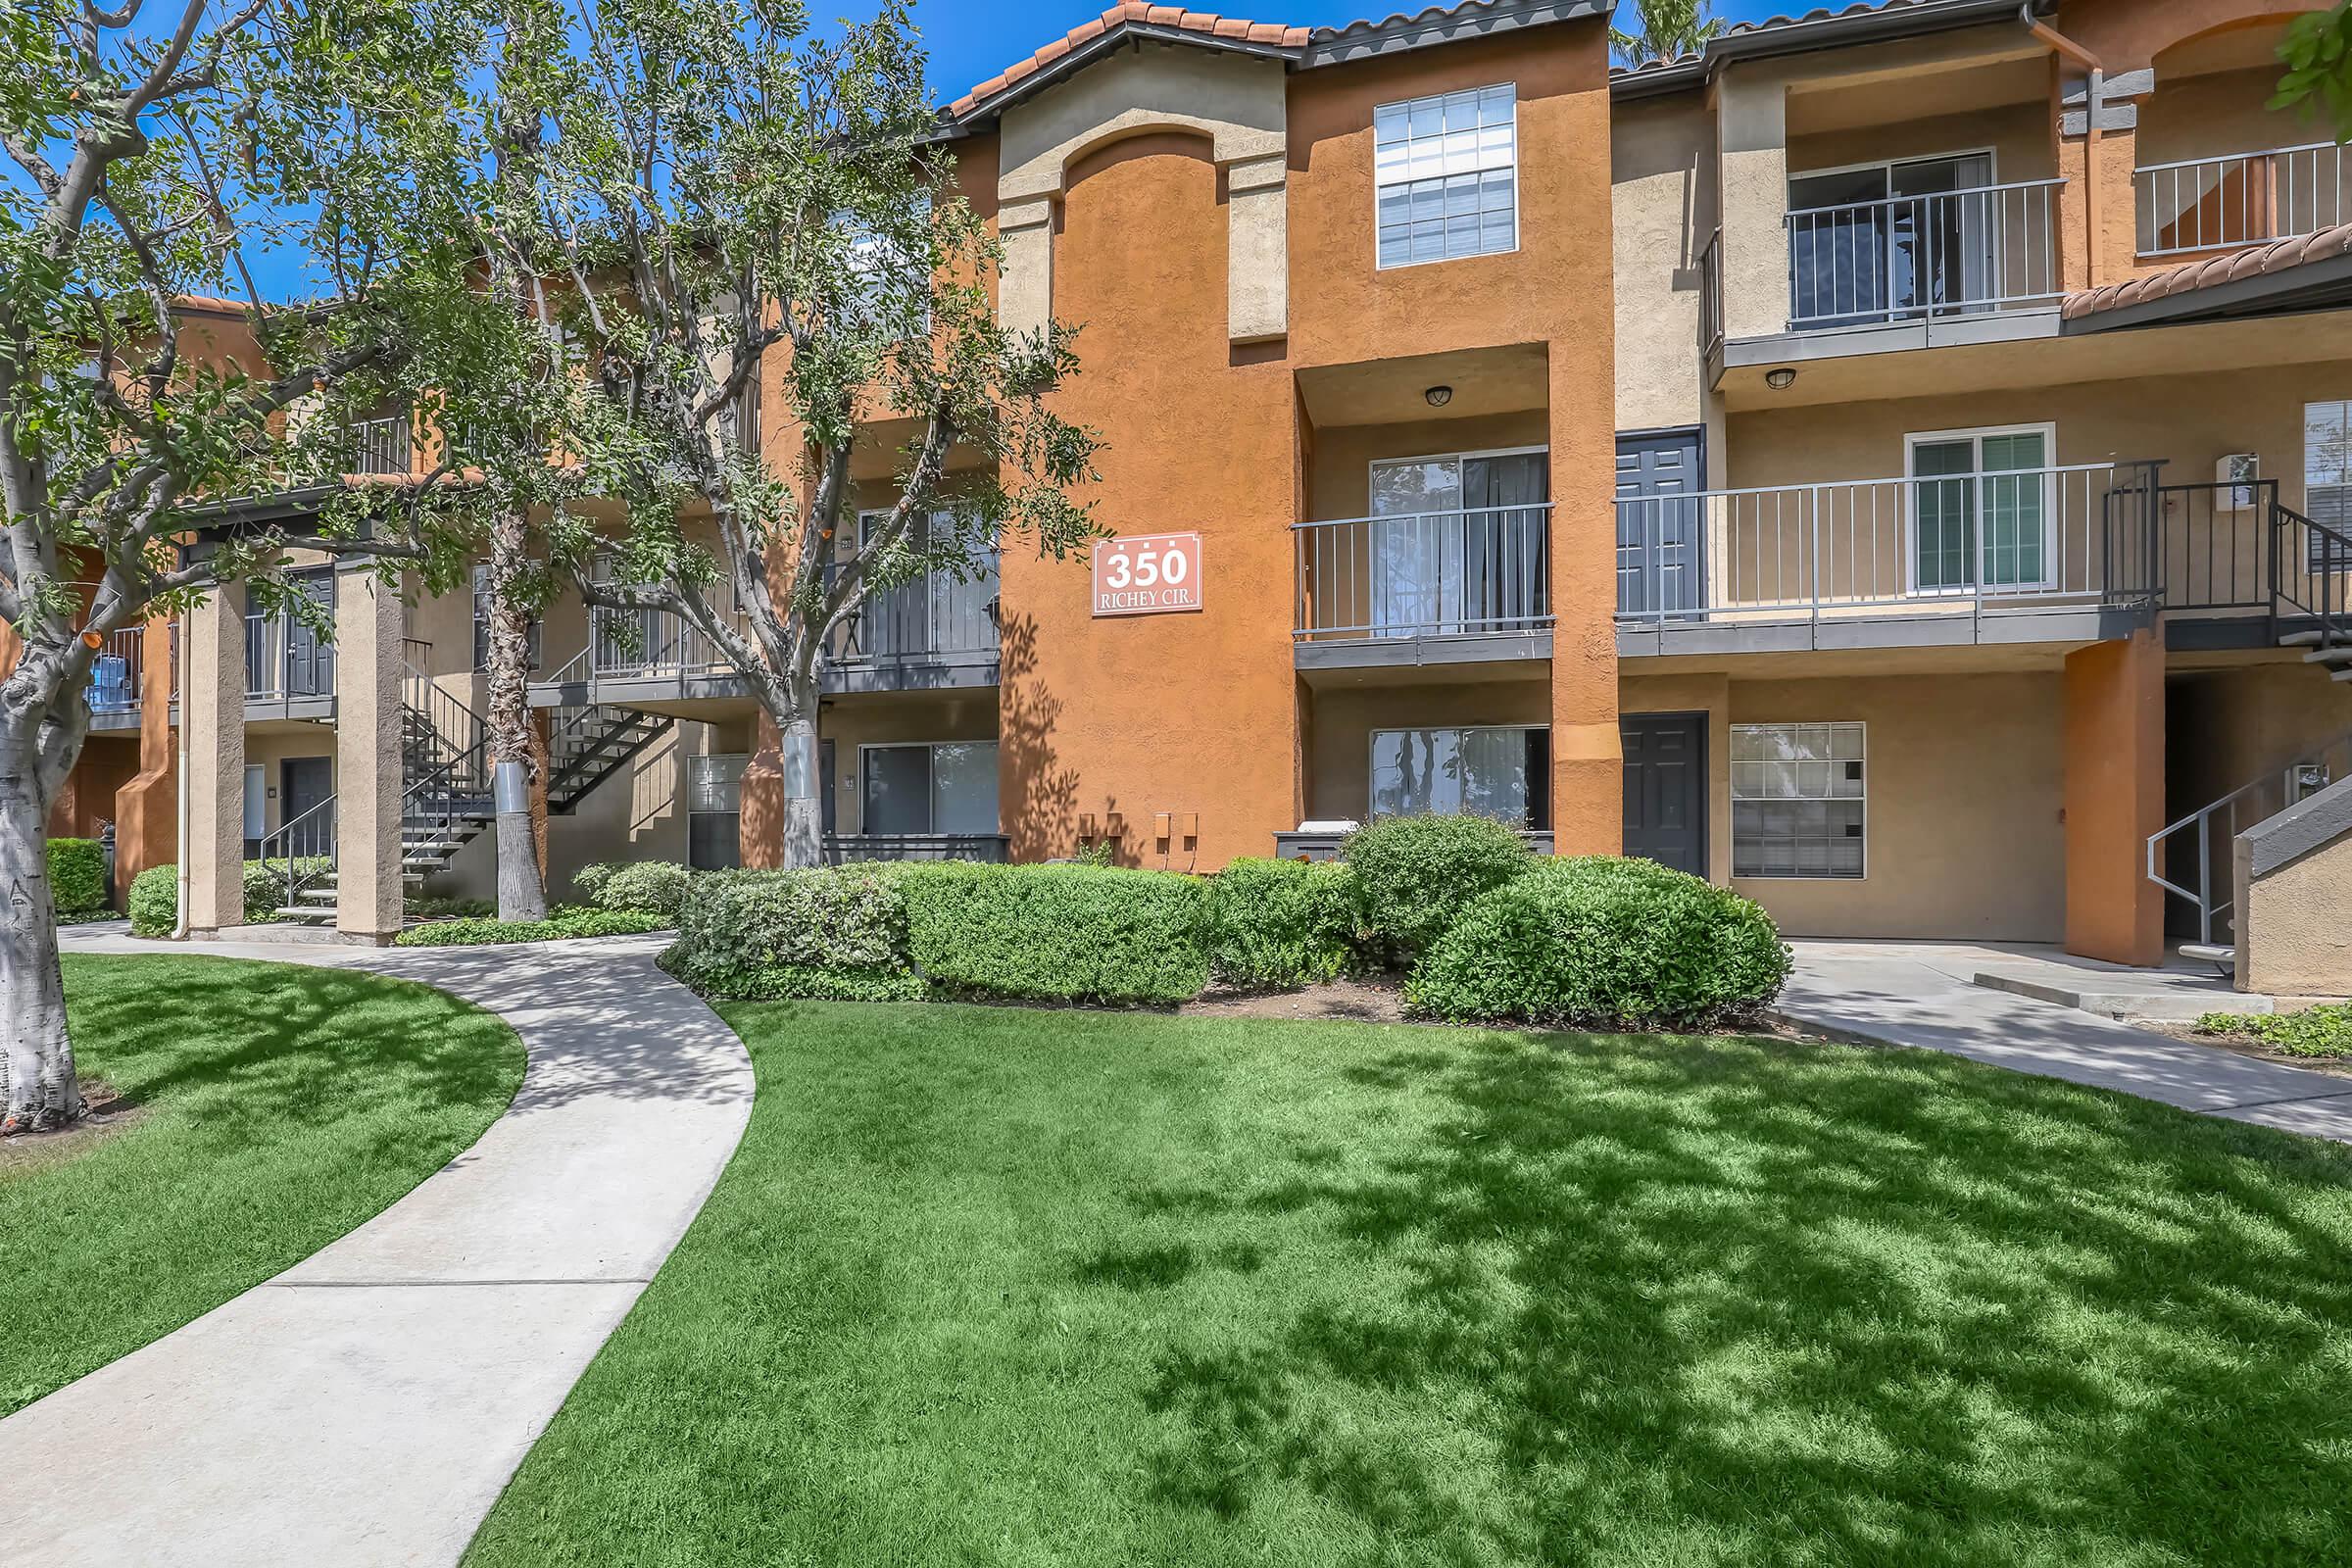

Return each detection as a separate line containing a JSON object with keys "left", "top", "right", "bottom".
{"left": 470, "top": 564, "right": 543, "bottom": 671}
{"left": 1904, "top": 423, "right": 2056, "bottom": 594}
{"left": 858, "top": 741, "right": 999, "bottom": 836}
{"left": 1374, "top": 84, "right": 1517, "bottom": 270}
{"left": 2303, "top": 400, "right": 2352, "bottom": 572}
{"left": 1368, "top": 725, "right": 1548, "bottom": 828}
{"left": 1733, "top": 723, "right": 1865, "bottom": 880}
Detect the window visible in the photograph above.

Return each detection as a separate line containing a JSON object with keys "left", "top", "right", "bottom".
{"left": 1905, "top": 424, "right": 2054, "bottom": 594}
{"left": 1368, "top": 726, "right": 1548, "bottom": 828}
{"left": 1374, "top": 84, "right": 1516, "bottom": 269}
{"left": 470, "top": 564, "right": 544, "bottom": 671}
{"left": 859, "top": 742, "right": 999, "bottom": 836}
{"left": 2304, "top": 401, "right": 2352, "bottom": 572}
{"left": 1788, "top": 152, "right": 1994, "bottom": 326}
{"left": 689, "top": 753, "right": 745, "bottom": 870}
{"left": 1733, "top": 723, "right": 1865, "bottom": 879}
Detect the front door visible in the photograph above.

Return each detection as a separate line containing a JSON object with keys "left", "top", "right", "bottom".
{"left": 1616, "top": 428, "right": 1704, "bottom": 619}
{"left": 1621, "top": 711, "right": 1707, "bottom": 877}
{"left": 283, "top": 571, "right": 335, "bottom": 698}
{"left": 279, "top": 756, "right": 334, "bottom": 856}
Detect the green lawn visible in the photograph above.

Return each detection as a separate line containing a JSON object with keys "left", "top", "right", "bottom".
{"left": 468, "top": 1003, "right": 2352, "bottom": 1567}
{"left": 0, "top": 955, "right": 524, "bottom": 1415}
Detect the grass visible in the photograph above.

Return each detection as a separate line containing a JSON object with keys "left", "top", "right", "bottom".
{"left": 466, "top": 1003, "right": 2352, "bottom": 1568}
{"left": 0, "top": 955, "right": 524, "bottom": 1416}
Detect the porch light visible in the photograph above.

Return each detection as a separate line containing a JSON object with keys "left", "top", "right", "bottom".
{"left": 1423, "top": 384, "right": 1452, "bottom": 408}
{"left": 1765, "top": 368, "right": 1797, "bottom": 391}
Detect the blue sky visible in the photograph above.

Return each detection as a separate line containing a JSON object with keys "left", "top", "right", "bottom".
{"left": 918, "top": 1, "right": 1793, "bottom": 101}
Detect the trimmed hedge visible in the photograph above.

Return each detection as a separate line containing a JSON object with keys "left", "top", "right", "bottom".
{"left": 1343, "top": 813, "right": 1535, "bottom": 956}
{"left": 661, "top": 865, "right": 927, "bottom": 1003}
{"left": 125, "top": 858, "right": 334, "bottom": 937}
{"left": 1407, "top": 856, "right": 1790, "bottom": 1030}
{"left": 392, "top": 906, "right": 668, "bottom": 947}
{"left": 904, "top": 862, "right": 1208, "bottom": 1005}
{"left": 48, "top": 838, "right": 109, "bottom": 915}
{"left": 569, "top": 859, "right": 692, "bottom": 920}
{"left": 1199, "top": 858, "right": 1359, "bottom": 990}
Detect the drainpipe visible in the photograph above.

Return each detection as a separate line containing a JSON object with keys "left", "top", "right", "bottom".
{"left": 2025, "top": 3, "right": 2105, "bottom": 284}
{"left": 171, "top": 641, "right": 189, "bottom": 941}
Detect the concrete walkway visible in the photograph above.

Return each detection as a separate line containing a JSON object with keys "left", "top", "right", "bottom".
{"left": 0, "top": 931, "right": 754, "bottom": 1567}
{"left": 1783, "top": 940, "right": 2352, "bottom": 1144}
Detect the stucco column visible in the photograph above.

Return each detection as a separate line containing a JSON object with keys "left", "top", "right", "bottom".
{"left": 737, "top": 709, "right": 783, "bottom": 869}
{"left": 181, "top": 582, "right": 246, "bottom": 934}
{"left": 1225, "top": 153, "right": 1288, "bottom": 344}
{"left": 1715, "top": 68, "right": 1790, "bottom": 342}
{"left": 2062, "top": 627, "right": 2164, "bottom": 966}
{"left": 1549, "top": 334, "right": 1623, "bottom": 857}
{"left": 333, "top": 564, "right": 405, "bottom": 943}
{"left": 998, "top": 197, "right": 1055, "bottom": 337}
{"left": 2057, "top": 68, "right": 2149, "bottom": 291}
{"left": 110, "top": 614, "right": 179, "bottom": 901}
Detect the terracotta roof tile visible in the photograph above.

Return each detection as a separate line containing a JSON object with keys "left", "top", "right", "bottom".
{"left": 946, "top": 5, "right": 1312, "bottom": 120}
{"left": 2062, "top": 220, "right": 2352, "bottom": 319}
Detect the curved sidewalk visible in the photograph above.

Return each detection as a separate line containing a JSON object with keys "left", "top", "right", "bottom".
{"left": 0, "top": 931, "right": 754, "bottom": 1567}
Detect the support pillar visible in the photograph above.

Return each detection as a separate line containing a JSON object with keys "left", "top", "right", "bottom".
{"left": 182, "top": 584, "right": 246, "bottom": 934}
{"left": 738, "top": 709, "right": 783, "bottom": 869}
{"left": 334, "top": 565, "right": 405, "bottom": 943}
{"left": 2063, "top": 627, "right": 2164, "bottom": 966}
{"left": 112, "top": 614, "right": 179, "bottom": 902}
{"left": 1548, "top": 330, "right": 1622, "bottom": 855}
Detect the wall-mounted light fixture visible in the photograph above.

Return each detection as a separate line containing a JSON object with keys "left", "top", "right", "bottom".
{"left": 1765, "top": 367, "right": 1798, "bottom": 392}
{"left": 1424, "top": 384, "right": 1453, "bottom": 408}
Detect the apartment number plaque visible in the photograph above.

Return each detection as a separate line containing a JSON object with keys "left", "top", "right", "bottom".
{"left": 1092, "top": 532, "right": 1202, "bottom": 616}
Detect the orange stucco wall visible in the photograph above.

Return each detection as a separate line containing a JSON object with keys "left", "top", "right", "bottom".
{"left": 997, "top": 132, "right": 1300, "bottom": 866}
{"left": 2063, "top": 627, "right": 2166, "bottom": 964}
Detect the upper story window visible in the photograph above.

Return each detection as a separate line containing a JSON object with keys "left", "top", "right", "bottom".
{"left": 1375, "top": 84, "right": 1517, "bottom": 270}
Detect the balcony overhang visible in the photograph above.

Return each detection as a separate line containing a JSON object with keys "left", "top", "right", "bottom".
{"left": 1617, "top": 602, "right": 2148, "bottom": 660}
{"left": 1295, "top": 631, "right": 1552, "bottom": 684}
{"left": 1720, "top": 307, "right": 2061, "bottom": 387}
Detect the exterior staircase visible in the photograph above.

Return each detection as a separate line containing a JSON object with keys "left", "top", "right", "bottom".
{"left": 546, "top": 702, "right": 675, "bottom": 814}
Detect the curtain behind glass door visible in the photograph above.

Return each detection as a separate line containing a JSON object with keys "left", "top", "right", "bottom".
{"left": 1369, "top": 460, "right": 1463, "bottom": 635}
{"left": 1460, "top": 453, "right": 1547, "bottom": 631}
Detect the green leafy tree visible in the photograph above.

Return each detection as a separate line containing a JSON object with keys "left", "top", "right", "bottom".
{"left": 515, "top": 0, "right": 1103, "bottom": 868}
{"left": 2275, "top": 2, "right": 2352, "bottom": 141}
{"left": 0, "top": 0, "right": 507, "bottom": 1131}
{"left": 1609, "top": 0, "right": 1721, "bottom": 68}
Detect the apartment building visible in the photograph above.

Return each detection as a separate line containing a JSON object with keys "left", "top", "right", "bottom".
{"left": 60, "top": 0, "right": 2352, "bottom": 991}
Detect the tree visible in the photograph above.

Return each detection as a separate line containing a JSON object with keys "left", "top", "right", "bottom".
{"left": 2275, "top": 3, "right": 2352, "bottom": 141}
{"left": 1609, "top": 0, "right": 1721, "bottom": 68}
{"left": 517, "top": 0, "right": 1102, "bottom": 869}
{"left": 0, "top": 0, "right": 502, "bottom": 1131}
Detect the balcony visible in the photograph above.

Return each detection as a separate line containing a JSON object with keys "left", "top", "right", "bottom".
{"left": 245, "top": 602, "right": 337, "bottom": 719}
{"left": 1784, "top": 179, "right": 2063, "bottom": 333}
{"left": 1291, "top": 504, "right": 1554, "bottom": 672}
{"left": 82, "top": 628, "right": 152, "bottom": 731}
{"left": 822, "top": 556, "right": 1001, "bottom": 693}
{"left": 1615, "top": 461, "right": 2162, "bottom": 656}
{"left": 347, "top": 416, "right": 413, "bottom": 477}
{"left": 2135, "top": 142, "right": 2352, "bottom": 260}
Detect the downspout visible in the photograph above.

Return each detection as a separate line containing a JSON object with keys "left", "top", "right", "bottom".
{"left": 171, "top": 627, "right": 189, "bottom": 940}
{"left": 2025, "top": 3, "right": 2105, "bottom": 284}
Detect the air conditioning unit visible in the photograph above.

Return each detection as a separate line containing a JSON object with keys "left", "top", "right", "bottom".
{"left": 2218, "top": 452, "right": 2259, "bottom": 511}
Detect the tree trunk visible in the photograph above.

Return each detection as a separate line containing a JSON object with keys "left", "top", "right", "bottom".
{"left": 1, "top": 733, "right": 81, "bottom": 1133}
{"left": 779, "top": 710, "right": 823, "bottom": 870}
{"left": 486, "top": 510, "right": 548, "bottom": 921}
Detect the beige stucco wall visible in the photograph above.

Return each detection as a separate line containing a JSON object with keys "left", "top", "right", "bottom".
{"left": 1787, "top": 99, "right": 2053, "bottom": 188}
{"left": 1306, "top": 411, "right": 1552, "bottom": 521}
{"left": 2235, "top": 824, "right": 2352, "bottom": 998}
{"left": 1612, "top": 94, "right": 1716, "bottom": 436}
{"left": 1727, "top": 670, "right": 2068, "bottom": 942}
{"left": 1303, "top": 677, "right": 1549, "bottom": 827}
{"left": 2135, "top": 65, "right": 2313, "bottom": 169}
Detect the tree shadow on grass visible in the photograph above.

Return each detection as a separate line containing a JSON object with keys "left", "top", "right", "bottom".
{"left": 1127, "top": 1032, "right": 2352, "bottom": 1565}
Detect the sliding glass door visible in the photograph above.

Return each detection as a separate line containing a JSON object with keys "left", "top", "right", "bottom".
{"left": 1788, "top": 152, "right": 1994, "bottom": 327}
{"left": 1908, "top": 426, "right": 2052, "bottom": 594}
{"left": 1367, "top": 450, "right": 1547, "bottom": 635}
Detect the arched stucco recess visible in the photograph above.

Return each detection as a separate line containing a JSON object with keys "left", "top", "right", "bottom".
{"left": 996, "top": 43, "right": 1290, "bottom": 344}
{"left": 2058, "top": 0, "right": 2321, "bottom": 75}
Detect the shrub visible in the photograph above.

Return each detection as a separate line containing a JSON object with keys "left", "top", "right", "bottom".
{"left": 392, "top": 906, "right": 668, "bottom": 947}
{"left": 47, "top": 838, "right": 109, "bottom": 915}
{"left": 1342, "top": 813, "right": 1534, "bottom": 956}
{"left": 1199, "top": 858, "right": 1359, "bottom": 989}
{"left": 587, "top": 859, "right": 692, "bottom": 920}
{"left": 570, "top": 862, "right": 619, "bottom": 902}
{"left": 2195, "top": 1004, "right": 2352, "bottom": 1058}
{"left": 125, "top": 858, "right": 334, "bottom": 936}
{"left": 903, "top": 862, "right": 1208, "bottom": 1004}
{"left": 408, "top": 895, "right": 497, "bottom": 920}
{"left": 1407, "top": 856, "right": 1790, "bottom": 1030}
{"left": 661, "top": 865, "right": 926, "bottom": 1002}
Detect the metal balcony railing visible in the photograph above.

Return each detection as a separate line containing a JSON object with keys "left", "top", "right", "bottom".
{"left": 1785, "top": 178, "right": 2063, "bottom": 329}
{"left": 2136, "top": 141, "right": 2352, "bottom": 259}
{"left": 826, "top": 557, "right": 1000, "bottom": 663}
{"left": 348, "top": 416, "right": 413, "bottom": 476}
{"left": 245, "top": 607, "right": 336, "bottom": 701}
{"left": 83, "top": 627, "right": 146, "bottom": 715}
{"left": 1614, "top": 462, "right": 2164, "bottom": 626}
{"left": 1292, "top": 504, "right": 1554, "bottom": 641}
{"left": 589, "top": 602, "right": 751, "bottom": 679}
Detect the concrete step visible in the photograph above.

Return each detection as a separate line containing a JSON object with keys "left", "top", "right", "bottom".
{"left": 2305, "top": 645, "right": 2352, "bottom": 666}
{"left": 270, "top": 906, "right": 338, "bottom": 923}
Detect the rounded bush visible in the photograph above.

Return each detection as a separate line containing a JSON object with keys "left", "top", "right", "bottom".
{"left": 1200, "top": 858, "right": 1359, "bottom": 989}
{"left": 48, "top": 838, "right": 109, "bottom": 915}
{"left": 128, "top": 863, "right": 177, "bottom": 937}
{"left": 1342, "top": 813, "right": 1533, "bottom": 956}
{"left": 570, "top": 861, "right": 619, "bottom": 901}
{"left": 1406, "top": 856, "right": 1790, "bottom": 1030}
{"left": 589, "top": 859, "right": 691, "bottom": 920}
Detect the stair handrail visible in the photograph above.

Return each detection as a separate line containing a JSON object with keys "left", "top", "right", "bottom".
{"left": 256, "top": 791, "right": 338, "bottom": 917}
{"left": 2272, "top": 499, "right": 2352, "bottom": 648}
{"left": 399, "top": 659, "right": 490, "bottom": 795}
{"left": 2147, "top": 728, "right": 2352, "bottom": 947}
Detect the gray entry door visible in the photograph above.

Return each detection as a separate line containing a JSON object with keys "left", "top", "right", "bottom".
{"left": 279, "top": 756, "right": 335, "bottom": 856}
{"left": 1621, "top": 711, "right": 1706, "bottom": 877}
{"left": 1616, "top": 428, "right": 1704, "bottom": 618}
